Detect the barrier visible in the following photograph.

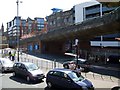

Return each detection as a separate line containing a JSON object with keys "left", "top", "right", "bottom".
{"left": 82, "top": 72, "right": 119, "bottom": 82}
{"left": 13, "top": 53, "right": 119, "bottom": 82}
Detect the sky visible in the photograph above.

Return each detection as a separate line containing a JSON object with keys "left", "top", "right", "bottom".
{"left": 0, "top": 0, "right": 93, "bottom": 30}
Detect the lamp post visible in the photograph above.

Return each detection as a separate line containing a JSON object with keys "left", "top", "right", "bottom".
{"left": 75, "top": 39, "right": 79, "bottom": 66}
{"left": 16, "top": 0, "right": 22, "bottom": 62}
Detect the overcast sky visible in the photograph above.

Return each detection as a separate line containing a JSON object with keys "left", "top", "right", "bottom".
{"left": 0, "top": 0, "right": 94, "bottom": 30}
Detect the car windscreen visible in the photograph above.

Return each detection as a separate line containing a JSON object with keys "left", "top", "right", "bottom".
{"left": 68, "top": 71, "right": 84, "bottom": 82}
{"left": 26, "top": 63, "right": 39, "bottom": 71}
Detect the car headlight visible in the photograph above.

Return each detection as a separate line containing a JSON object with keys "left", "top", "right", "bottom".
{"left": 82, "top": 86, "right": 88, "bottom": 90}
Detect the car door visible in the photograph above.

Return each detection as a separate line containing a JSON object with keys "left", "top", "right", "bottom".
{"left": 0, "top": 60, "right": 3, "bottom": 71}
{"left": 14, "top": 63, "right": 22, "bottom": 75}
{"left": 51, "top": 71, "right": 73, "bottom": 88}
{"left": 51, "top": 71, "right": 61, "bottom": 87}
{"left": 58, "top": 72, "right": 75, "bottom": 88}
{"left": 19, "top": 64, "right": 28, "bottom": 77}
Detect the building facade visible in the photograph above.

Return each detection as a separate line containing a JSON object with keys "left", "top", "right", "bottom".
{"left": 7, "top": 17, "right": 47, "bottom": 48}
{"left": 46, "top": 8, "right": 74, "bottom": 31}
{"left": 46, "top": 1, "right": 119, "bottom": 54}
{"left": 74, "top": 1, "right": 119, "bottom": 57}
{"left": 0, "top": 24, "right": 8, "bottom": 49}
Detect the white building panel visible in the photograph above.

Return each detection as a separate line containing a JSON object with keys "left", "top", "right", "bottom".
{"left": 74, "top": 1, "right": 100, "bottom": 23}
{"left": 90, "top": 41, "right": 120, "bottom": 47}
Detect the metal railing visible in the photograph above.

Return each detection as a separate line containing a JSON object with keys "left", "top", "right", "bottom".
{"left": 13, "top": 53, "right": 119, "bottom": 82}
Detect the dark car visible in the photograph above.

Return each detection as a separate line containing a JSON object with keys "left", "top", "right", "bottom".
{"left": 63, "top": 61, "right": 76, "bottom": 69}
{"left": 63, "top": 58, "right": 90, "bottom": 72}
{"left": 107, "top": 55, "right": 120, "bottom": 64}
{"left": 13, "top": 62, "right": 45, "bottom": 82}
{"left": 46, "top": 68, "right": 94, "bottom": 89}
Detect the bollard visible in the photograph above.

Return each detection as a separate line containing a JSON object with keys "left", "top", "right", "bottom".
{"left": 85, "top": 73, "right": 87, "bottom": 77}
{"left": 101, "top": 75, "right": 104, "bottom": 80}
{"left": 110, "top": 76, "right": 113, "bottom": 82}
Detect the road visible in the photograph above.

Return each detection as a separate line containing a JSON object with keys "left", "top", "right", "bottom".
{"left": 1, "top": 73, "right": 46, "bottom": 88}
{"left": 0, "top": 72, "right": 119, "bottom": 89}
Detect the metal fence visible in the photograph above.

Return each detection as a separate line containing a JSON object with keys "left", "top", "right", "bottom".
{"left": 14, "top": 53, "right": 63, "bottom": 72}
{"left": 13, "top": 53, "right": 119, "bottom": 83}
{"left": 81, "top": 72, "right": 119, "bottom": 83}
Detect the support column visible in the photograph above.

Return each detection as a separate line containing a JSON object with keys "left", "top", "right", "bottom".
{"left": 78, "top": 40, "right": 91, "bottom": 59}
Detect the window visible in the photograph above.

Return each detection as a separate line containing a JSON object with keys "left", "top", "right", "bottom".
{"left": 53, "top": 71, "right": 61, "bottom": 76}
{"left": 20, "top": 64, "right": 26, "bottom": 70}
{"left": 49, "top": 71, "right": 54, "bottom": 75}
{"left": 34, "top": 44, "right": 39, "bottom": 50}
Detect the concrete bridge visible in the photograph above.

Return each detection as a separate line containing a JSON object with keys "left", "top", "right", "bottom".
{"left": 20, "top": 6, "right": 120, "bottom": 54}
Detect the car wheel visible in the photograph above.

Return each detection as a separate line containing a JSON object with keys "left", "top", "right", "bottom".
{"left": 2, "top": 67, "right": 5, "bottom": 73}
{"left": 47, "top": 82, "right": 52, "bottom": 88}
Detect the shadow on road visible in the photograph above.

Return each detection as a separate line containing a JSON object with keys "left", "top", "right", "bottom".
{"left": 9, "top": 75, "right": 44, "bottom": 84}
{"left": 27, "top": 52, "right": 75, "bottom": 63}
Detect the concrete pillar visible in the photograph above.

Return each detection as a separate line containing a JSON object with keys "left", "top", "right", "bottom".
{"left": 78, "top": 40, "right": 91, "bottom": 49}
{"left": 78, "top": 40, "right": 91, "bottom": 59}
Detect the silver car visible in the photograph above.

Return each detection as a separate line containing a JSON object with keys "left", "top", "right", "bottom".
{"left": 0, "top": 58, "right": 14, "bottom": 73}
{"left": 13, "top": 62, "right": 45, "bottom": 82}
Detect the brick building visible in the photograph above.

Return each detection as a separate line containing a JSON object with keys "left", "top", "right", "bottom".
{"left": 7, "top": 17, "right": 47, "bottom": 48}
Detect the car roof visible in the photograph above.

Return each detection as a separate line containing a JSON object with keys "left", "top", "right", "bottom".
{"left": 49, "top": 68, "right": 73, "bottom": 74}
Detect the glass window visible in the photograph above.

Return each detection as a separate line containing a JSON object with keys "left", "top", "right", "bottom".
{"left": 68, "top": 72, "right": 84, "bottom": 82}
{"left": 26, "top": 63, "right": 38, "bottom": 71}
{"left": 49, "top": 71, "right": 54, "bottom": 75}
{"left": 53, "top": 71, "right": 62, "bottom": 77}
{"left": 34, "top": 44, "right": 39, "bottom": 50}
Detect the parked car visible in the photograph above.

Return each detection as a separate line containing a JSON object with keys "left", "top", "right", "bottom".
{"left": 63, "top": 58, "right": 90, "bottom": 72}
{"left": 107, "top": 55, "right": 120, "bottom": 64}
{"left": 75, "top": 58, "right": 91, "bottom": 72}
{"left": 63, "top": 61, "right": 76, "bottom": 69}
{"left": 0, "top": 58, "right": 14, "bottom": 73}
{"left": 46, "top": 68, "right": 94, "bottom": 89}
{"left": 13, "top": 62, "right": 45, "bottom": 82}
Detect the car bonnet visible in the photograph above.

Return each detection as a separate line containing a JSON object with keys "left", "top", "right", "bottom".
{"left": 75, "top": 79, "right": 93, "bottom": 87}
{"left": 29, "top": 69, "right": 43, "bottom": 76}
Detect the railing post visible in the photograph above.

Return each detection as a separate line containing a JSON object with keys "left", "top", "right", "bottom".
{"left": 54, "top": 59, "right": 56, "bottom": 68}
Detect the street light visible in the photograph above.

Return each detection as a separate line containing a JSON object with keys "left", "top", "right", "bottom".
{"left": 16, "top": 0, "right": 22, "bottom": 62}
{"left": 75, "top": 39, "right": 79, "bottom": 66}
